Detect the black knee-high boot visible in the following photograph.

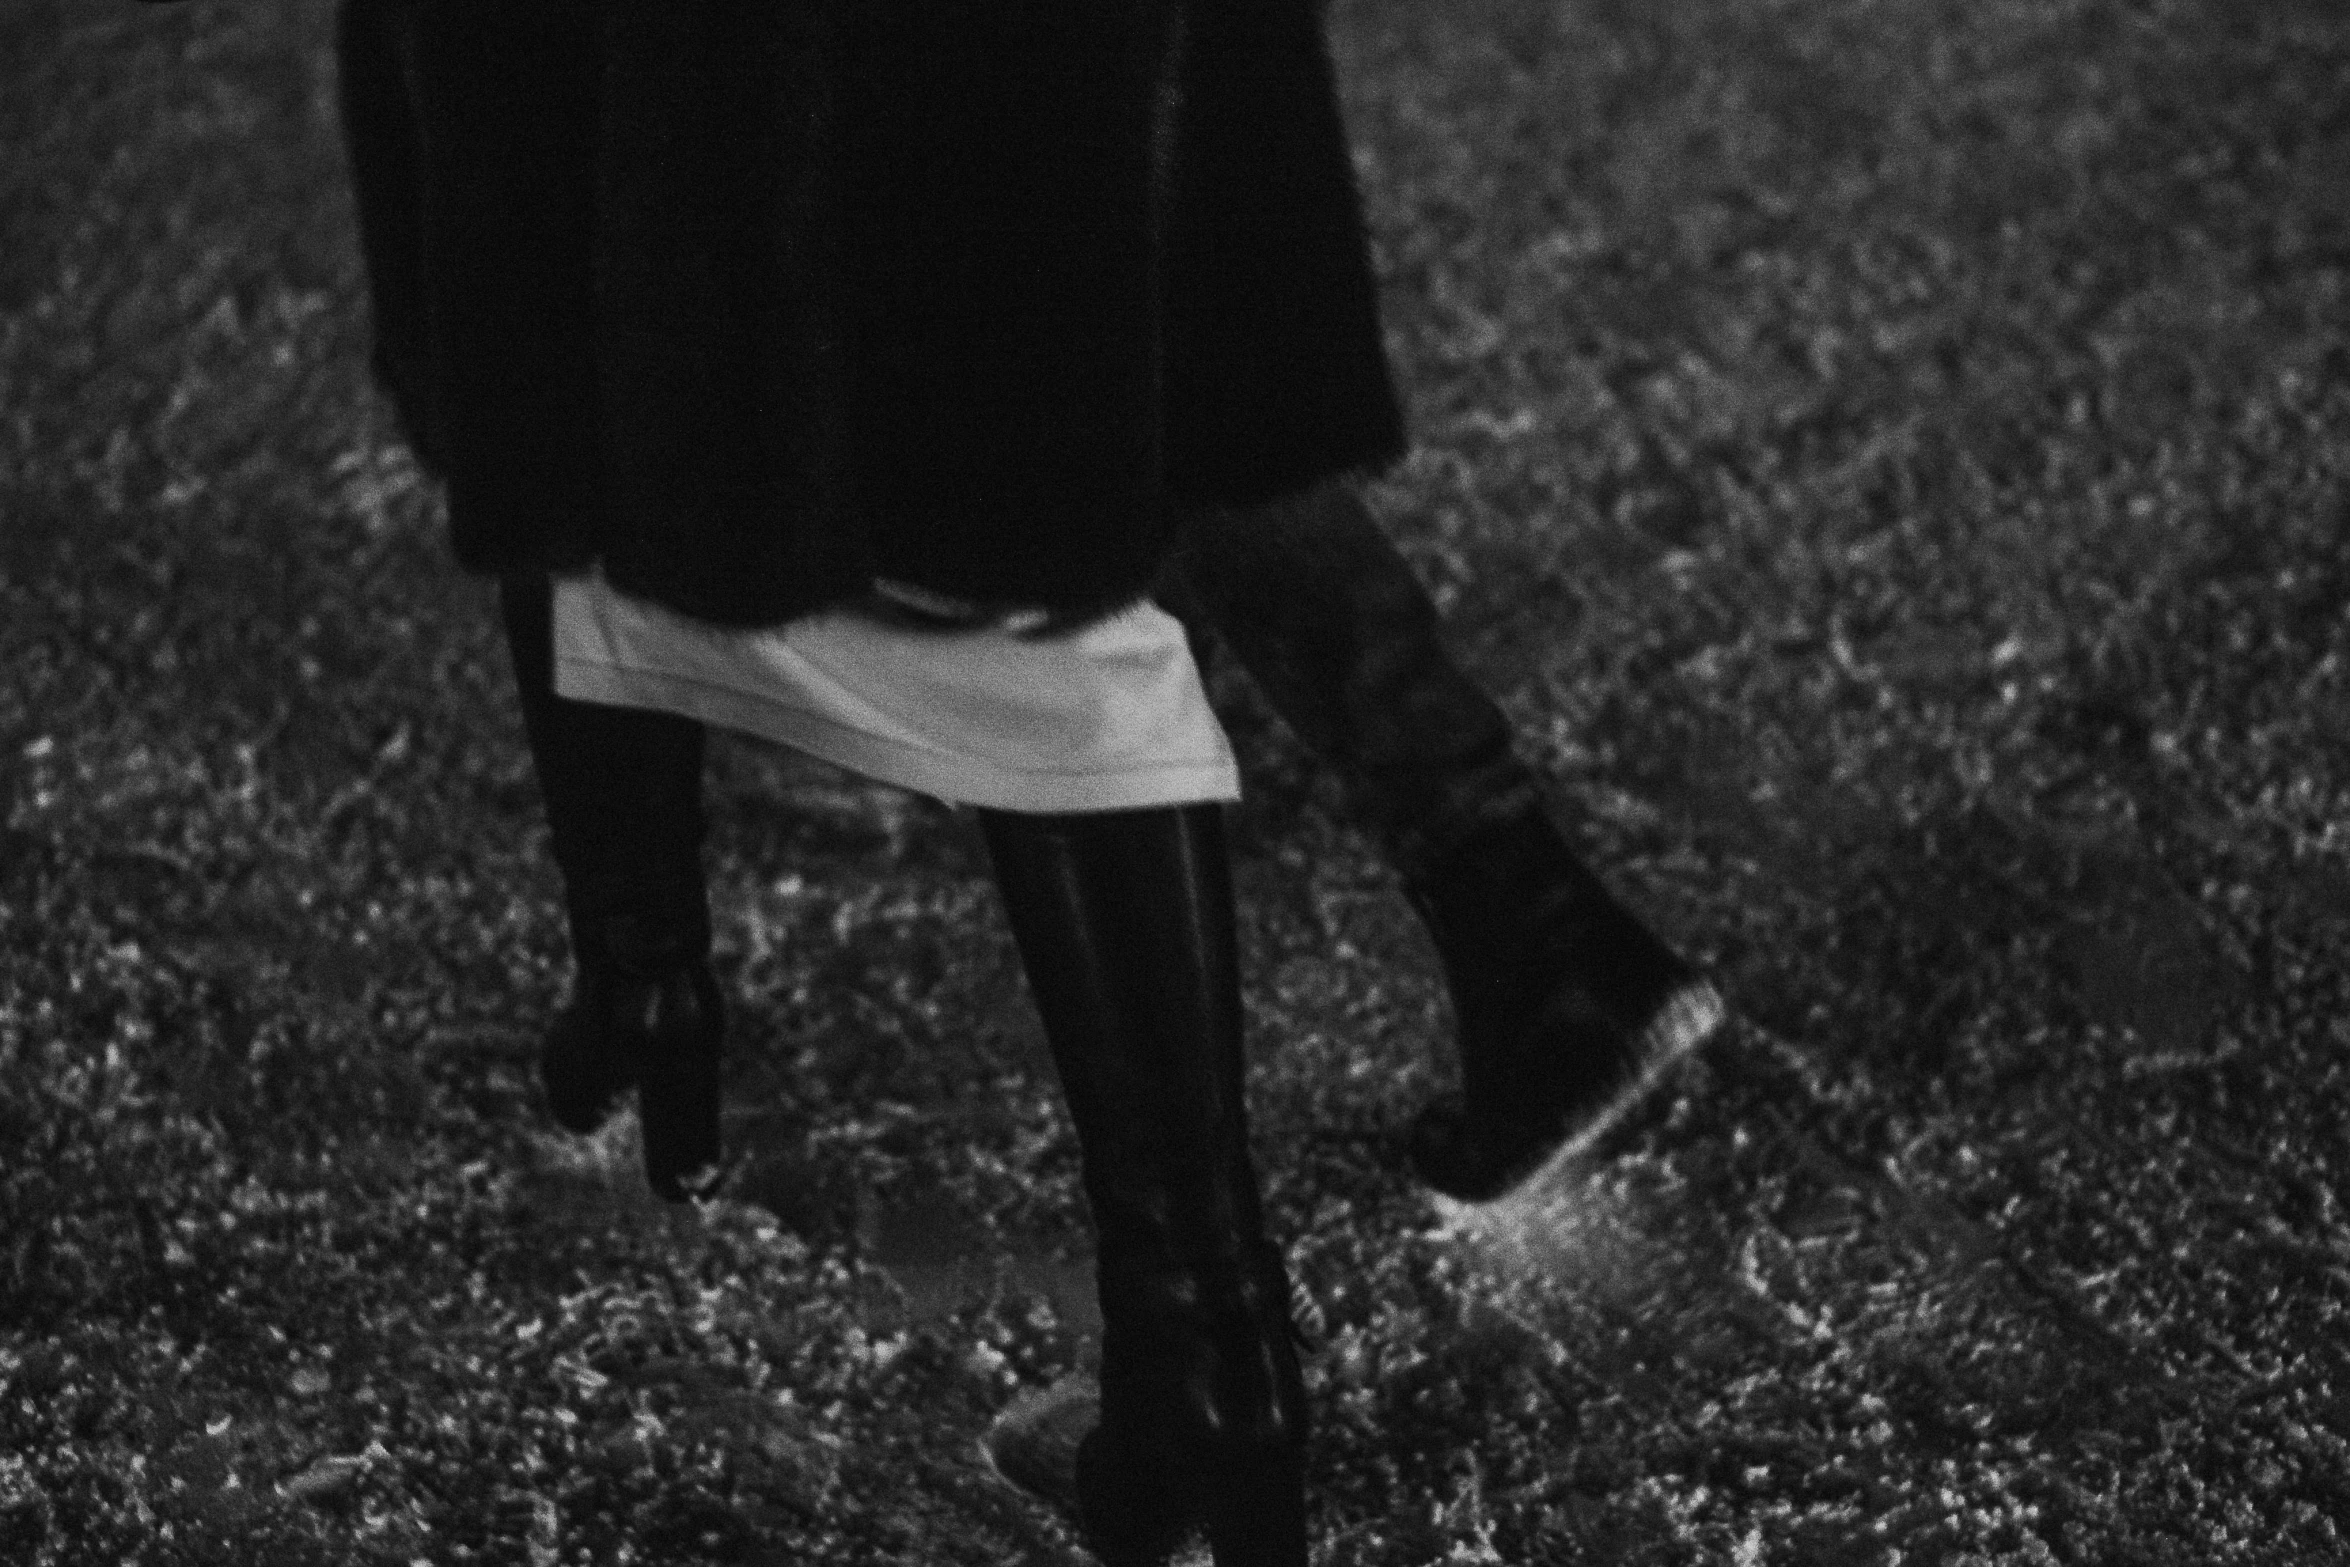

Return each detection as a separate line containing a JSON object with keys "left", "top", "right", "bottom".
{"left": 500, "top": 579, "right": 723, "bottom": 1201}
{"left": 1165, "top": 483, "right": 1723, "bottom": 1202}
{"left": 980, "top": 804, "right": 1308, "bottom": 1567}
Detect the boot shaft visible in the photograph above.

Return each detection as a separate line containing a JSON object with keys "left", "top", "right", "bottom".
{"left": 980, "top": 803, "right": 1310, "bottom": 1565}
{"left": 981, "top": 804, "right": 1263, "bottom": 1254}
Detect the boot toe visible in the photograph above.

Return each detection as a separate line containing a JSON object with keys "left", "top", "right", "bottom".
{"left": 981, "top": 1374, "right": 1098, "bottom": 1523}
{"left": 1411, "top": 979, "right": 1729, "bottom": 1203}
{"left": 1406, "top": 1097, "right": 1559, "bottom": 1203}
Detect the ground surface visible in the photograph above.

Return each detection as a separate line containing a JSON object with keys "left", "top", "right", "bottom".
{"left": 4, "top": 0, "right": 2350, "bottom": 1562}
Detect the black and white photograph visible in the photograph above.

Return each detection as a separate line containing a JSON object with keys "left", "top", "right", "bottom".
{"left": 3, "top": 0, "right": 2348, "bottom": 1561}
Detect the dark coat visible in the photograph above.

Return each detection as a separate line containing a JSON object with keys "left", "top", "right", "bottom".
{"left": 337, "top": 0, "right": 1406, "bottom": 628}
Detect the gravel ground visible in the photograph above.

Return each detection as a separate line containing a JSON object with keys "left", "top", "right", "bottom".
{"left": 5, "top": 0, "right": 2350, "bottom": 1562}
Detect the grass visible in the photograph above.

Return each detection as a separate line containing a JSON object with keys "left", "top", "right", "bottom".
{"left": 4, "top": 0, "right": 2350, "bottom": 1561}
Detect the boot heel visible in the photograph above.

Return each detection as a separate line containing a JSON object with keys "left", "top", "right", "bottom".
{"left": 1202, "top": 1438, "right": 1307, "bottom": 1567}
{"left": 1075, "top": 1425, "right": 1194, "bottom": 1567}
{"left": 1074, "top": 1419, "right": 1305, "bottom": 1567}
{"left": 540, "top": 1000, "right": 634, "bottom": 1134}
{"left": 635, "top": 962, "right": 724, "bottom": 1200}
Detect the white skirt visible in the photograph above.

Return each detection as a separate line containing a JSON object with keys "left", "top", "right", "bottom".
{"left": 551, "top": 573, "right": 1240, "bottom": 814}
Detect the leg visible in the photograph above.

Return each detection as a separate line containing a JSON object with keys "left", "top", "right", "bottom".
{"left": 1164, "top": 482, "right": 1525, "bottom": 880}
{"left": 980, "top": 804, "right": 1307, "bottom": 1567}
{"left": 499, "top": 579, "right": 723, "bottom": 1200}
{"left": 1168, "top": 483, "right": 1723, "bottom": 1201}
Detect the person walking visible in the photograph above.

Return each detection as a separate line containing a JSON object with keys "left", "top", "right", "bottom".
{"left": 338, "top": 0, "right": 1726, "bottom": 1226}
{"left": 330, "top": 1, "right": 1410, "bottom": 1557}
